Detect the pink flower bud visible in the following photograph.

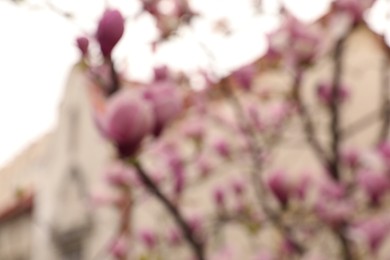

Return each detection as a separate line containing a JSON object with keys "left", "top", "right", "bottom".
{"left": 377, "top": 141, "right": 390, "bottom": 161}
{"left": 196, "top": 155, "right": 212, "bottom": 178}
{"left": 282, "top": 236, "right": 299, "bottom": 255}
{"left": 153, "top": 65, "right": 169, "bottom": 81}
{"left": 267, "top": 15, "right": 321, "bottom": 68}
{"left": 231, "top": 178, "right": 245, "bottom": 196}
{"left": 143, "top": 81, "right": 183, "bottom": 136}
{"left": 316, "top": 82, "right": 350, "bottom": 105}
{"left": 315, "top": 200, "right": 353, "bottom": 228}
{"left": 173, "top": 169, "right": 185, "bottom": 197}
{"left": 167, "top": 151, "right": 184, "bottom": 176}
{"left": 247, "top": 104, "right": 263, "bottom": 132}
{"left": 100, "top": 89, "right": 154, "bottom": 157}
{"left": 293, "top": 172, "right": 312, "bottom": 200}
{"left": 172, "top": 0, "right": 194, "bottom": 19}
{"left": 109, "top": 235, "right": 128, "bottom": 258}
{"left": 105, "top": 162, "right": 139, "bottom": 188}
{"left": 353, "top": 216, "right": 390, "bottom": 253}
{"left": 266, "top": 170, "right": 290, "bottom": 206}
{"left": 333, "top": 0, "right": 375, "bottom": 24}
{"left": 96, "top": 9, "right": 125, "bottom": 57}
{"left": 182, "top": 119, "right": 204, "bottom": 141}
{"left": 212, "top": 186, "right": 225, "bottom": 208}
{"left": 319, "top": 179, "right": 346, "bottom": 200}
{"left": 253, "top": 250, "right": 274, "bottom": 260}
{"left": 341, "top": 147, "right": 361, "bottom": 168}
{"left": 232, "top": 64, "right": 256, "bottom": 91}
{"left": 165, "top": 149, "right": 186, "bottom": 196}
{"left": 139, "top": 228, "right": 157, "bottom": 249}
{"left": 213, "top": 139, "right": 231, "bottom": 158}
{"left": 76, "top": 36, "right": 89, "bottom": 57}
{"left": 141, "top": 0, "right": 160, "bottom": 16}
{"left": 267, "top": 102, "right": 292, "bottom": 129}
{"left": 357, "top": 170, "right": 389, "bottom": 205}
{"left": 167, "top": 227, "right": 182, "bottom": 246}
{"left": 187, "top": 214, "right": 203, "bottom": 237}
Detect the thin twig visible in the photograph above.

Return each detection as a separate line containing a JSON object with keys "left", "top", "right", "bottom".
{"left": 328, "top": 37, "right": 345, "bottom": 180}
{"left": 131, "top": 160, "right": 205, "bottom": 260}
{"left": 330, "top": 35, "right": 353, "bottom": 260}
{"left": 221, "top": 80, "right": 304, "bottom": 256}
{"left": 292, "top": 71, "right": 331, "bottom": 169}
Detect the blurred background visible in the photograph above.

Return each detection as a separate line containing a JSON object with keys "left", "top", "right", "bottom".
{"left": 2, "top": 0, "right": 390, "bottom": 260}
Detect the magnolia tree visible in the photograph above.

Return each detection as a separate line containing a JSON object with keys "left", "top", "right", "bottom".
{"left": 68, "top": 0, "right": 390, "bottom": 259}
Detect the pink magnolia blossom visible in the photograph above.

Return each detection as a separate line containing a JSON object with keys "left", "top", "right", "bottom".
{"left": 377, "top": 141, "right": 390, "bottom": 162}
{"left": 357, "top": 170, "right": 390, "bottom": 205}
{"left": 140, "top": 0, "right": 159, "bottom": 16}
{"left": 213, "top": 139, "right": 231, "bottom": 158}
{"left": 318, "top": 178, "right": 346, "bottom": 200}
{"left": 99, "top": 89, "right": 154, "bottom": 157}
{"left": 172, "top": 0, "right": 195, "bottom": 19}
{"left": 195, "top": 155, "right": 212, "bottom": 178}
{"left": 352, "top": 215, "right": 390, "bottom": 253}
{"left": 341, "top": 147, "right": 361, "bottom": 168}
{"left": 109, "top": 235, "right": 128, "bottom": 258}
{"left": 76, "top": 36, "right": 89, "bottom": 57}
{"left": 293, "top": 172, "right": 312, "bottom": 200}
{"left": 167, "top": 227, "right": 182, "bottom": 246}
{"left": 267, "top": 102, "right": 292, "bottom": 129}
{"left": 316, "top": 82, "right": 350, "bottom": 105}
{"left": 266, "top": 15, "right": 322, "bottom": 69}
{"left": 143, "top": 81, "right": 183, "bottom": 136}
{"left": 166, "top": 150, "right": 184, "bottom": 176}
{"left": 166, "top": 150, "right": 186, "bottom": 196}
{"left": 266, "top": 170, "right": 291, "bottom": 206}
{"left": 315, "top": 199, "right": 353, "bottom": 228}
{"left": 253, "top": 249, "right": 274, "bottom": 260}
{"left": 104, "top": 162, "right": 139, "bottom": 188}
{"left": 247, "top": 104, "right": 263, "bottom": 131}
{"left": 332, "top": 0, "right": 375, "bottom": 24}
{"left": 187, "top": 213, "right": 204, "bottom": 238}
{"left": 96, "top": 9, "right": 125, "bottom": 57}
{"left": 231, "top": 178, "right": 245, "bottom": 196}
{"left": 212, "top": 186, "right": 226, "bottom": 208}
{"left": 182, "top": 118, "right": 204, "bottom": 141}
{"left": 231, "top": 63, "right": 256, "bottom": 91}
{"left": 153, "top": 65, "right": 170, "bottom": 81}
{"left": 139, "top": 228, "right": 157, "bottom": 249}
{"left": 173, "top": 168, "right": 185, "bottom": 197}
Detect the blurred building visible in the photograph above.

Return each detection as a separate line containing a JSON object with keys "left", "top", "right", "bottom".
{"left": 0, "top": 24, "right": 387, "bottom": 259}
{"left": 0, "top": 64, "right": 116, "bottom": 260}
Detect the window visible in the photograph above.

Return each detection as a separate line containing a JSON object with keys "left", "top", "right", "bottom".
{"left": 52, "top": 166, "right": 92, "bottom": 260}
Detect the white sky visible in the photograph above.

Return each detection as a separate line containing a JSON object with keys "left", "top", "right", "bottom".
{"left": 0, "top": 0, "right": 388, "bottom": 167}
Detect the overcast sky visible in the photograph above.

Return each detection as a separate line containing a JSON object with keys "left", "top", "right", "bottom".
{"left": 0, "top": 0, "right": 388, "bottom": 167}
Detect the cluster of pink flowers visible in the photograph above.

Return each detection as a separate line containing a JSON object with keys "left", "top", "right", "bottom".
{"left": 266, "top": 15, "right": 323, "bottom": 70}
{"left": 74, "top": 1, "right": 390, "bottom": 259}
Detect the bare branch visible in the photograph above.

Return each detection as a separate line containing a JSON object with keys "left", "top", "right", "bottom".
{"left": 131, "top": 160, "right": 205, "bottom": 260}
